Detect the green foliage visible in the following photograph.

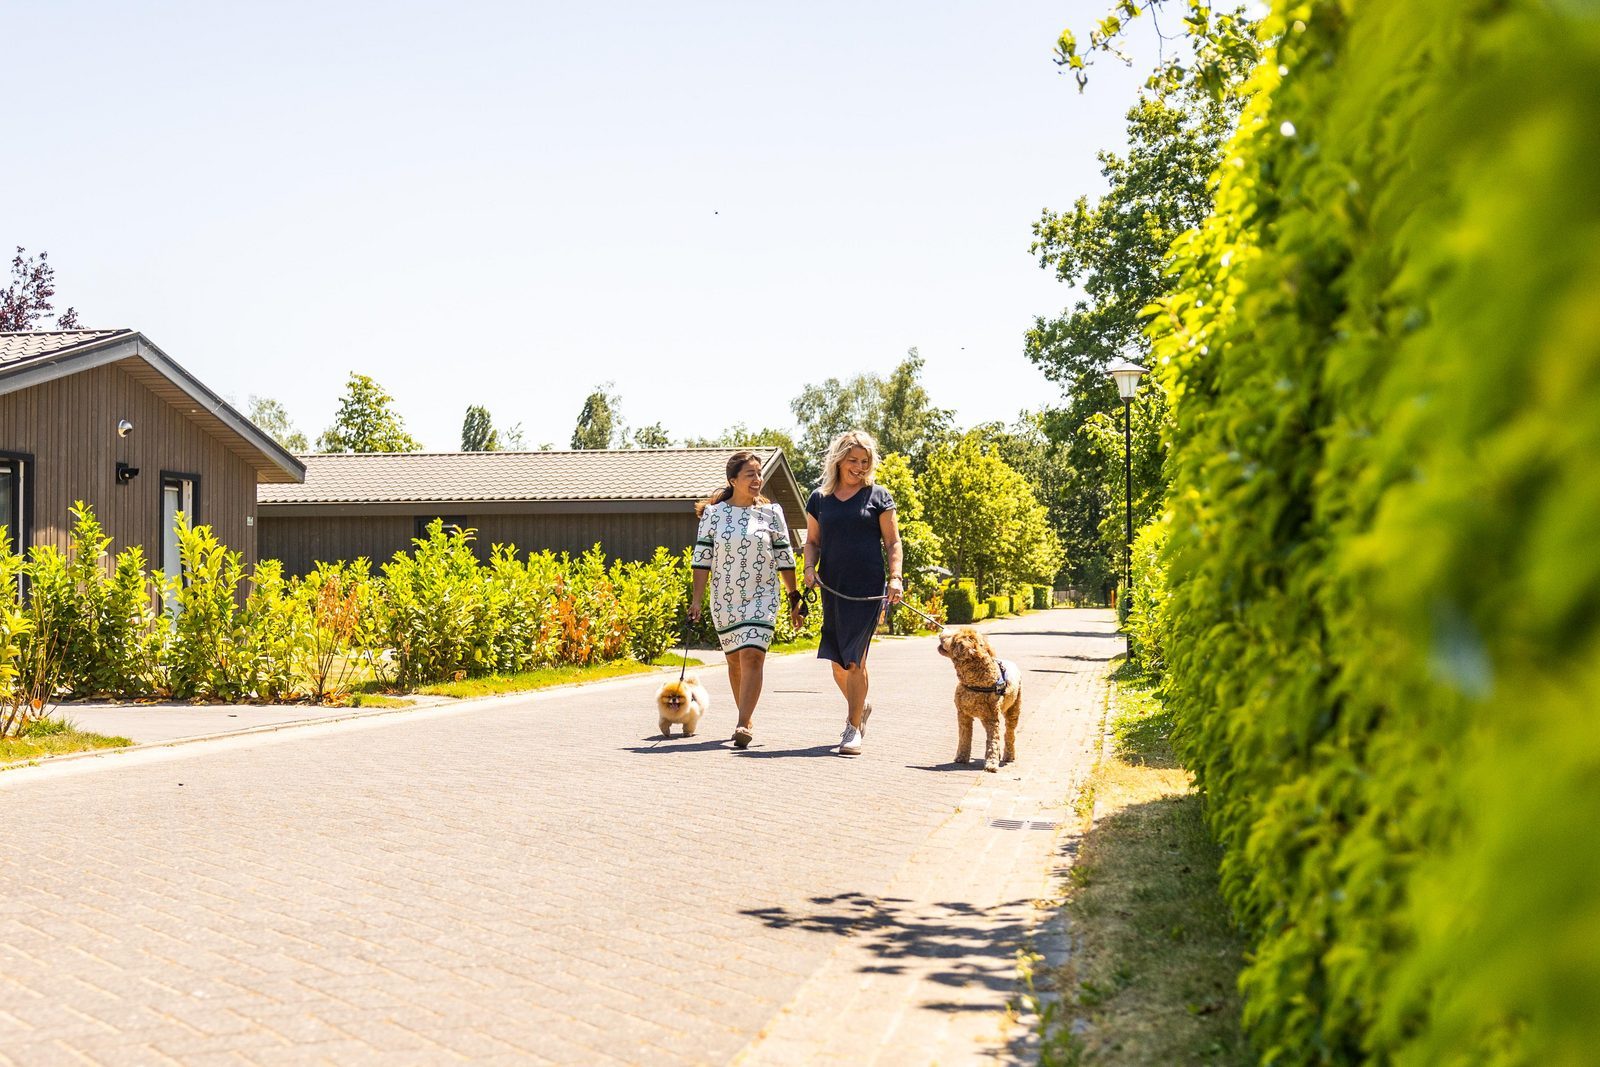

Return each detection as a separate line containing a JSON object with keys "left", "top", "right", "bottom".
{"left": 942, "top": 581, "right": 979, "bottom": 624}
{"left": 377, "top": 521, "right": 503, "bottom": 686}
{"left": 248, "top": 396, "right": 309, "bottom": 453}
{"left": 571, "top": 382, "right": 623, "bottom": 449}
{"left": 985, "top": 594, "right": 1009, "bottom": 619}
{"left": 872, "top": 453, "right": 943, "bottom": 604}
{"left": 612, "top": 547, "right": 688, "bottom": 664}
{"left": 1143, "top": 2, "right": 1600, "bottom": 1062}
{"left": 316, "top": 373, "right": 422, "bottom": 453}
{"left": 789, "top": 348, "right": 951, "bottom": 487}
{"left": 1032, "top": 585, "right": 1052, "bottom": 610}
{"left": 1124, "top": 519, "right": 1168, "bottom": 676}
{"left": 919, "top": 432, "right": 1063, "bottom": 593}
{"left": 1028, "top": 66, "right": 1241, "bottom": 596}
{"left": 460, "top": 404, "right": 501, "bottom": 451}
{"left": 162, "top": 519, "right": 256, "bottom": 699}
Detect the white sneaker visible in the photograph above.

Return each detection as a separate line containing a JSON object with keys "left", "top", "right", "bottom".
{"left": 860, "top": 703, "right": 873, "bottom": 737}
{"left": 839, "top": 724, "right": 863, "bottom": 755}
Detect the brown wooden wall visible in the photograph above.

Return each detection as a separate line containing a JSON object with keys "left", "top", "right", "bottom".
{"left": 0, "top": 362, "right": 259, "bottom": 563}
{"left": 259, "top": 508, "right": 716, "bottom": 574}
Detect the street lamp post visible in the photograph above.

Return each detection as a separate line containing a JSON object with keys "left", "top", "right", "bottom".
{"left": 1107, "top": 359, "right": 1148, "bottom": 603}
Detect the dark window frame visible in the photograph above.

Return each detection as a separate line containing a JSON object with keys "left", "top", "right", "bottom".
{"left": 415, "top": 515, "right": 471, "bottom": 540}
{"left": 0, "top": 449, "right": 34, "bottom": 558}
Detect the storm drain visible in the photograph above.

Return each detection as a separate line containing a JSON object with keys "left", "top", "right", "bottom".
{"left": 989, "top": 819, "right": 1060, "bottom": 831}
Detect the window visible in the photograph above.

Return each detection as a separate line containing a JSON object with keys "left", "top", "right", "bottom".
{"left": 161, "top": 473, "right": 198, "bottom": 584}
{"left": 0, "top": 452, "right": 27, "bottom": 555}
{"left": 415, "top": 515, "right": 470, "bottom": 540}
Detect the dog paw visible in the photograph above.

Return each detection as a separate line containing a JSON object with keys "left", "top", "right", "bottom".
{"left": 984, "top": 761, "right": 999, "bottom": 773}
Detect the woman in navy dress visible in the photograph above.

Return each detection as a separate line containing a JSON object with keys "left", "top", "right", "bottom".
{"left": 803, "top": 429, "right": 903, "bottom": 756}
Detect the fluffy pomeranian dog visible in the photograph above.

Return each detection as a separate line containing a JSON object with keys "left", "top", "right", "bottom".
{"left": 656, "top": 675, "right": 710, "bottom": 737}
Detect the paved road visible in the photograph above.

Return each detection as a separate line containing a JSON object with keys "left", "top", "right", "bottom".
{"left": 0, "top": 610, "right": 1119, "bottom": 1066}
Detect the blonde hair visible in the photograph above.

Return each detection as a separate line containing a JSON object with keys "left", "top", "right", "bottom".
{"left": 819, "top": 429, "right": 880, "bottom": 496}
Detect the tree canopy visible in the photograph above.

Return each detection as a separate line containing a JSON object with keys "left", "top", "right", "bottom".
{"left": 2, "top": 246, "right": 79, "bottom": 331}
{"left": 248, "top": 396, "right": 308, "bottom": 453}
{"left": 461, "top": 405, "right": 500, "bottom": 452}
{"left": 571, "top": 384, "right": 623, "bottom": 450}
{"left": 316, "top": 374, "right": 422, "bottom": 453}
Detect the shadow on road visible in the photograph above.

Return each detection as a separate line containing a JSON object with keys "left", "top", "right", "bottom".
{"left": 988, "top": 630, "right": 1119, "bottom": 640}
{"left": 741, "top": 891, "right": 1028, "bottom": 999}
{"left": 621, "top": 738, "right": 732, "bottom": 754}
{"left": 732, "top": 744, "right": 839, "bottom": 760}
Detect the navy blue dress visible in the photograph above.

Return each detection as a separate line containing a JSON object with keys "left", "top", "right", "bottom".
{"left": 807, "top": 484, "right": 895, "bottom": 668}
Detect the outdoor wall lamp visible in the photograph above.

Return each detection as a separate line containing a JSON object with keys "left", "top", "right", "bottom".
{"left": 115, "top": 462, "right": 140, "bottom": 484}
{"left": 1105, "top": 358, "right": 1148, "bottom": 598}
{"left": 117, "top": 419, "right": 134, "bottom": 437}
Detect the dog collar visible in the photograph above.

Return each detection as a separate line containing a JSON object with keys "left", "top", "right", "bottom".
{"left": 962, "top": 662, "right": 1010, "bottom": 696}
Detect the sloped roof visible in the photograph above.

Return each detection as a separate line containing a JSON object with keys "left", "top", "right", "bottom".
{"left": 0, "top": 329, "right": 305, "bottom": 484}
{"left": 258, "top": 448, "right": 795, "bottom": 505}
{"left": 0, "top": 329, "right": 132, "bottom": 365}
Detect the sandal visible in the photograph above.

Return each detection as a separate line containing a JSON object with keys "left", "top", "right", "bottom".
{"left": 732, "top": 725, "right": 753, "bottom": 749}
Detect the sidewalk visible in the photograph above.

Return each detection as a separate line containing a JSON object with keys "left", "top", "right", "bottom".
{"left": 0, "top": 610, "right": 1119, "bottom": 1065}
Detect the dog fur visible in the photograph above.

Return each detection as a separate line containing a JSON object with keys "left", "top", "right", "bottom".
{"left": 937, "top": 628, "right": 1022, "bottom": 772}
{"left": 656, "top": 675, "right": 710, "bottom": 737}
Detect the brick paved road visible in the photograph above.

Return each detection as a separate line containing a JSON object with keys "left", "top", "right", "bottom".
{"left": 0, "top": 610, "right": 1118, "bottom": 1066}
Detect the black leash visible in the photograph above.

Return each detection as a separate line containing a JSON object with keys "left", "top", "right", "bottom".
{"left": 675, "top": 615, "right": 694, "bottom": 682}
{"left": 806, "top": 578, "right": 945, "bottom": 631}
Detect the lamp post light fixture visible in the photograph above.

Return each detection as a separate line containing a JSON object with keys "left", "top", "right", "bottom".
{"left": 1106, "top": 358, "right": 1148, "bottom": 601}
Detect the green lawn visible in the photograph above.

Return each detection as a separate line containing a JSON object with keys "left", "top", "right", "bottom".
{"left": 1, "top": 717, "right": 133, "bottom": 766}
{"left": 411, "top": 659, "right": 658, "bottom": 699}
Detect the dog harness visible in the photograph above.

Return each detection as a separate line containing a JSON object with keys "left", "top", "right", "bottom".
{"left": 963, "top": 662, "right": 1011, "bottom": 696}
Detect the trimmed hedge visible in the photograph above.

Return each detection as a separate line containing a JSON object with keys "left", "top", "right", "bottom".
{"left": 1031, "top": 586, "right": 1051, "bottom": 611}
{"left": 1145, "top": 2, "right": 1600, "bottom": 1063}
{"left": 942, "top": 581, "right": 979, "bottom": 624}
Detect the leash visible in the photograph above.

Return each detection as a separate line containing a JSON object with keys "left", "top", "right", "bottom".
{"left": 675, "top": 615, "right": 694, "bottom": 682}
{"left": 806, "top": 578, "right": 945, "bottom": 632}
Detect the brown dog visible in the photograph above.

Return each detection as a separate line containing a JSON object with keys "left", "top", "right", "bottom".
{"left": 656, "top": 675, "right": 710, "bottom": 737}
{"left": 937, "top": 627, "right": 1022, "bottom": 772}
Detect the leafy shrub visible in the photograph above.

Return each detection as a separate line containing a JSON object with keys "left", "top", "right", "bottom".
{"left": 1143, "top": 2, "right": 1600, "bottom": 1062}
{"left": 378, "top": 520, "right": 503, "bottom": 685}
{"left": 299, "top": 560, "right": 368, "bottom": 701}
{"left": 614, "top": 547, "right": 688, "bottom": 663}
{"left": 943, "top": 581, "right": 979, "bottom": 624}
{"left": 1032, "top": 585, "right": 1051, "bottom": 611}
{"left": 1124, "top": 521, "right": 1168, "bottom": 677}
{"left": 986, "top": 594, "right": 1009, "bottom": 618}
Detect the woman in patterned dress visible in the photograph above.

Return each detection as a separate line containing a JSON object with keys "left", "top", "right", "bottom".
{"left": 803, "top": 430, "right": 903, "bottom": 757}
{"left": 689, "top": 451, "right": 803, "bottom": 749}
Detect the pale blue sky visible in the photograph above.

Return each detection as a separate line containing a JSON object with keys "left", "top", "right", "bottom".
{"left": 7, "top": 2, "right": 1161, "bottom": 451}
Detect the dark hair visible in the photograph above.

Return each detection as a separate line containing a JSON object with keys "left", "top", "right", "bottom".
{"left": 695, "top": 450, "right": 769, "bottom": 516}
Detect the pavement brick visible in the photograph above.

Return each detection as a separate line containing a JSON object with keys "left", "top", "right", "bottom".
{"left": 0, "top": 609, "right": 1117, "bottom": 1065}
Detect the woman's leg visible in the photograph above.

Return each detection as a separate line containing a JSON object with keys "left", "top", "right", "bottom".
{"left": 726, "top": 651, "right": 745, "bottom": 725}
{"left": 829, "top": 661, "right": 870, "bottom": 729}
{"left": 733, "top": 648, "right": 766, "bottom": 729}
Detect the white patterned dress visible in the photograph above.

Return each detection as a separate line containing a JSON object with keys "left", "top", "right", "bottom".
{"left": 692, "top": 502, "right": 797, "bottom": 654}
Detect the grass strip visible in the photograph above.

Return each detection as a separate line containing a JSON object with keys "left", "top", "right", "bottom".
{"left": 1036, "top": 664, "right": 1252, "bottom": 1066}
{"left": 1, "top": 718, "right": 132, "bottom": 765}
{"left": 767, "top": 634, "right": 822, "bottom": 656}
{"left": 413, "top": 660, "right": 656, "bottom": 699}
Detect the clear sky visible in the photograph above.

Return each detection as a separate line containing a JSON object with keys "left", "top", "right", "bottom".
{"left": 7, "top": 2, "right": 1162, "bottom": 451}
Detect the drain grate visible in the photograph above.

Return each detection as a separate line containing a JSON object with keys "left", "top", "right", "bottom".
{"left": 989, "top": 819, "right": 1060, "bottom": 831}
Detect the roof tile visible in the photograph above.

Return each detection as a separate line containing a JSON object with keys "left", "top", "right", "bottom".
{"left": 0, "top": 329, "right": 132, "bottom": 367}
{"left": 258, "top": 449, "right": 785, "bottom": 504}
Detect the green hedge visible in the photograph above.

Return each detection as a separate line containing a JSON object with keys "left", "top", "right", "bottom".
{"left": 2, "top": 507, "right": 690, "bottom": 710}
{"left": 942, "top": 581, "right": 979, "bottom": 624}
{"left": 1031, "top": 586, "right": 1051, "bottom": 611}
{"left": 985, "top": 594, "right": 1008, "bottom": 618}
{"left": 1144, "top": 3, "right": 1600, "bottom": 1062}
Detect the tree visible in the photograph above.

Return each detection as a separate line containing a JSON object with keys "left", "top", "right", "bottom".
{"left": 1, "top": 247, "right": 79, "bottom": 330}
{"left": 461, "top": 405, "right": 500, "bottom": 451}
{"left": 247, "top": 396, "right": 309, "bottom": 452}
{"left": 316, "top": 374, "right": 422, "bottom": 453}
{"left": 789, "top": 374, "right": 883, "bottom": 489}
{"left": 872, "top": 453, "right": 943, "bottom": 620}
{"left": 919, "top": 433, "right": 1063, "bottom": 594}
{"left": 877, "top": 348, "right": 953, "bottom": 472}
{"left": 1024, "top": 78, "right": 1239, "bottom": 597}
{"left": 571, "top": 384, "right": 624, "bottom": 449}
{"left": 630, "top": 422, "right": 671, "bottom": 449}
